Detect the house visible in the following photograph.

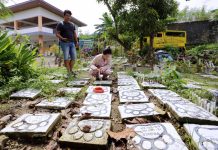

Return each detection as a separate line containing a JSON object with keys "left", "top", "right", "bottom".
{"left": 0, "top": 0, "right": 86, "bottom": 53}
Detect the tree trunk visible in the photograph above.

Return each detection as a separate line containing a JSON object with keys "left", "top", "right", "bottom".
{"left": 139, "top": 36, "right": 144, "bottom": 51}
{"left": 112, "top": 35, "right": 130, "bottom": 51}
{"left": 149, "top": 33, "right": 155, "bottom": 70}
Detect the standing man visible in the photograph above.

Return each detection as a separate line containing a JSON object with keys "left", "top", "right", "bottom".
{"left": 56, "top": 10, "right": 78, "bottom": 77}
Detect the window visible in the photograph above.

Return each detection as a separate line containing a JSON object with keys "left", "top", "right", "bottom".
{"left": 166, "top": 32, "right": 185, "bottom": 37}
{"left": 157, "top": 33, "right": 162, "bottom": 37}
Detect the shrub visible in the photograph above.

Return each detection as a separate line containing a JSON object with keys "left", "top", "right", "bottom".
{"left": 0, "top": 31, "right": 37, "bottom": 84}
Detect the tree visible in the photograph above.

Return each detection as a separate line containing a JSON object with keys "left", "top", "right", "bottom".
{"left": 97, "top": 0, "right": 177, "bottom": 68}
{"left": 0, "top": 0, "right": 12, "bottom": 19}
{"left": 96, "top": 0, "right": 134, "bottom": 51}
{"left": 176, "top": 6, "right": 213, "bottom": 22}
{"left": 121, "top": 0, "right": 178, "bottom": 68}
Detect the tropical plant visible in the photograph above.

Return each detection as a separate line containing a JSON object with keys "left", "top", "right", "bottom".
{"left": 95, "top": 2, "right": 135, "bottom": 51}
{"left": 0, "top": 31, "right": 37, "bottom": 84}
{"left": 160, "top": 61, "right": 185, "bottom": 91}
{"left": 0, "top": 0, "right": 12, "bottom": 19}
{"left": 175, "top": 6, "right": 218, "bottom": 22}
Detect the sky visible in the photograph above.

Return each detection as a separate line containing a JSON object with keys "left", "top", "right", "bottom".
{"left": 6, "top": 0, "right": 218, "bottom": 34}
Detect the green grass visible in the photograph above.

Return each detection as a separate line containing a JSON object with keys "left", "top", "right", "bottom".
{"left": 182, "top": 73, "right": 218, "bottom": 89}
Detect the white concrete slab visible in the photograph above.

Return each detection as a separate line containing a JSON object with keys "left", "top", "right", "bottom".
{"left": 117, "top": 85, "right": 141, "bottom": 91}
{"left": 118, "top": 79, "right": 138, "bottom": 86}
{"left": 36, "top": 97, "right": 74, "bottom": 110}
{"left": 10, "top": 89, "right": 41, "bottom": 99}
{"left": 59, "top": 118, "right": 111, "bottom": 149}
{"left": 184, "top": 124, "right": 218, "bottom": 150}
{"left": 67, "top": 80, "right": 89, "bottom": 87}
{"left": 83, "top": 93, "right": 112, "bottom": 105}
{"left": 49, "top": 80, "right": 64, "bottom": 84}
{"left": 57, "top": 87, "right": 81, "bottom": 95}
{"left": 118, "top": 103, "right": 159, "bottom": 119}
{"left": 167, "top": 100, "right": 218, "bottom": 124}
{"left": 93, "top": 80, "right": 112, "bottom": 86}
{"left": 86, "top": 86, "right": 110, "bottom": 94}
{"left": 127, "top": 123, "right": 188, "bottom": 150}
{"left": 148, "top": 89, "right": 183, "bottom": 105}
{"left": 141, "top": 81, "right": 167, "bottom": 89}
{"left": 0, "top": 113, "right": 61, "bottom": 137}
{"left": 119, "top": 90, "right": 149, "bottom": 103}
{"left": 76, "top": 104, "right": 111, "bottom": 118}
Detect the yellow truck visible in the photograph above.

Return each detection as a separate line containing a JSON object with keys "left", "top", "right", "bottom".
{"left": 144, "top": 30, "right": 187, "bottom": 51}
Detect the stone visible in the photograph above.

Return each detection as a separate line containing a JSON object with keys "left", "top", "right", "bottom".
{"left": 167, "top": 100, "right": 218, "bottom": 125}
{"left": 59, "top": 118, "right": 111, "bottom": 149}
{"left": 83, "top": 93, "right": 112, "bottom": 105}
{"left": 117, "top": 75, "right": 134, "bottom": 80}
{"left": 93, "top": 80, "right": 112, "bottom": 86}
{"left": 57, "top": 87, "right": 81, "bottom": 95}
{"left": 10, "top": 89, "right": 41, "bottom": 100}
{"left": 184, "top": 124, "right": 218, "bottom": 150}
{"left": 118, "top": 79, "right": 138, "bottom": 86}
{"left": 0, "top": 113, "right": 61, "bottom": 137}
{"left": 201, "top": 74, "right": 218, "bottom": 79}
{"left": 86, "top": 86, "right": 111, "bottom": 94}
{"left": 117, "top": 72, "right": 127, "bottom": 75}
{"left": 119, "top": 90, "right": 149, "bottom": 103}
{"left": 0, "top": 135, "right": 9, "bottom": 150}
{"left": 141, "top": 81, "right": 167, "bottom": 89}
{"left": 35, "top": 97, "right": 74, "bottom": 110}
{"left": 117, "top": 85, "right": 141, "bottom": 91}
{"left": 118, "top": 103, "right": 159, "bottom": 119}
{"left": 184, "top": 83, "right": 202, "bottom": 89}
{"left": 49, "top": 80, "right": 64, "bottom": 84}
{"left": 75, "top": 104, "right": 111, "bottom": 118}
{"left": 127, "top": 123, "right": 188, "bottom": 150}
{"left": 148, "top": 89, "right": 183, "bottom": 105}
{"left": 53, "top": 73, "right": 66, "bottom": 78}
{"left": 67, "top": 80, "right": 89, "bottom": 87}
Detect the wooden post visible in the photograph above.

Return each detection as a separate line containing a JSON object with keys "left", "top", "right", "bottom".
{"left": 38, "top": 15, "right": 42, "bottom": 31}
{"left": 14, "top": 20, "right": 18, "bottom": 30}
{"left": 38, "top": 35, "right": 44, "bottom": 54}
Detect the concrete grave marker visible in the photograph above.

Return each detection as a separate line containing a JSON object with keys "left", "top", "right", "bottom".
{"left": 93, "top": 80, "right": 112, "bottom": 86}
{"left": 58, "top": 87, "right": 81, "bottom": 95}
{"left": 201, "top": 74, "right": 218, "bottom": 79}
{"left": 67, "top": 80, "right": 88, "bottom": 87}
{"left": 76, "top": 104, "right": 111, "bottom": 118}
{"left": 83, "top": 93, "right": 112, "bottom": 105}
{"left": 117, "top": 85, "right": 141, "bottom": 91}
{"left": 0, "top": 113, "right": 61, "bottom": 137}
{"left": 167, "top": 100, "right": 218, "bottom": 124}
{"left": 118, "top": 79, "right": 138, "bottom": 86}
{"left": 49, "top": 80, "right": 64, "bottom": 84}
{"left": 184, "top": 83, "right": 202, "bottom": 89}
{"left": 118, "top": 103, "right": 159, "bottom": 119}
{"left": 117, "top": 72, "right": 127, "bottom": 75}
{"left": 119, "top": 90, "right": 149, "bottom": 103}
{"left": 86, "top": 86, "right": 110, "bottom": 94}
{"left": 184, "top": 124, "right": 218, "bottom": 150}
{"left": 127, "top": 123, "right": 188, "bottom": 150}
{"left": 10, "top": 89, "right": 41, "bottom": 99}
{"left": 59, "top": 118, "right": 111, "bottom": 149}
{"left": 117, "top": 75, "right": 134, "bottom": 80}
{"left": 36, "top": 97, "right": 74, "bottom": 110}
{"left": 141, "top": 81, "right": 167, "bottom": 89}
{"left": 148, "top": 89, "right": 183, "bottom": 105}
